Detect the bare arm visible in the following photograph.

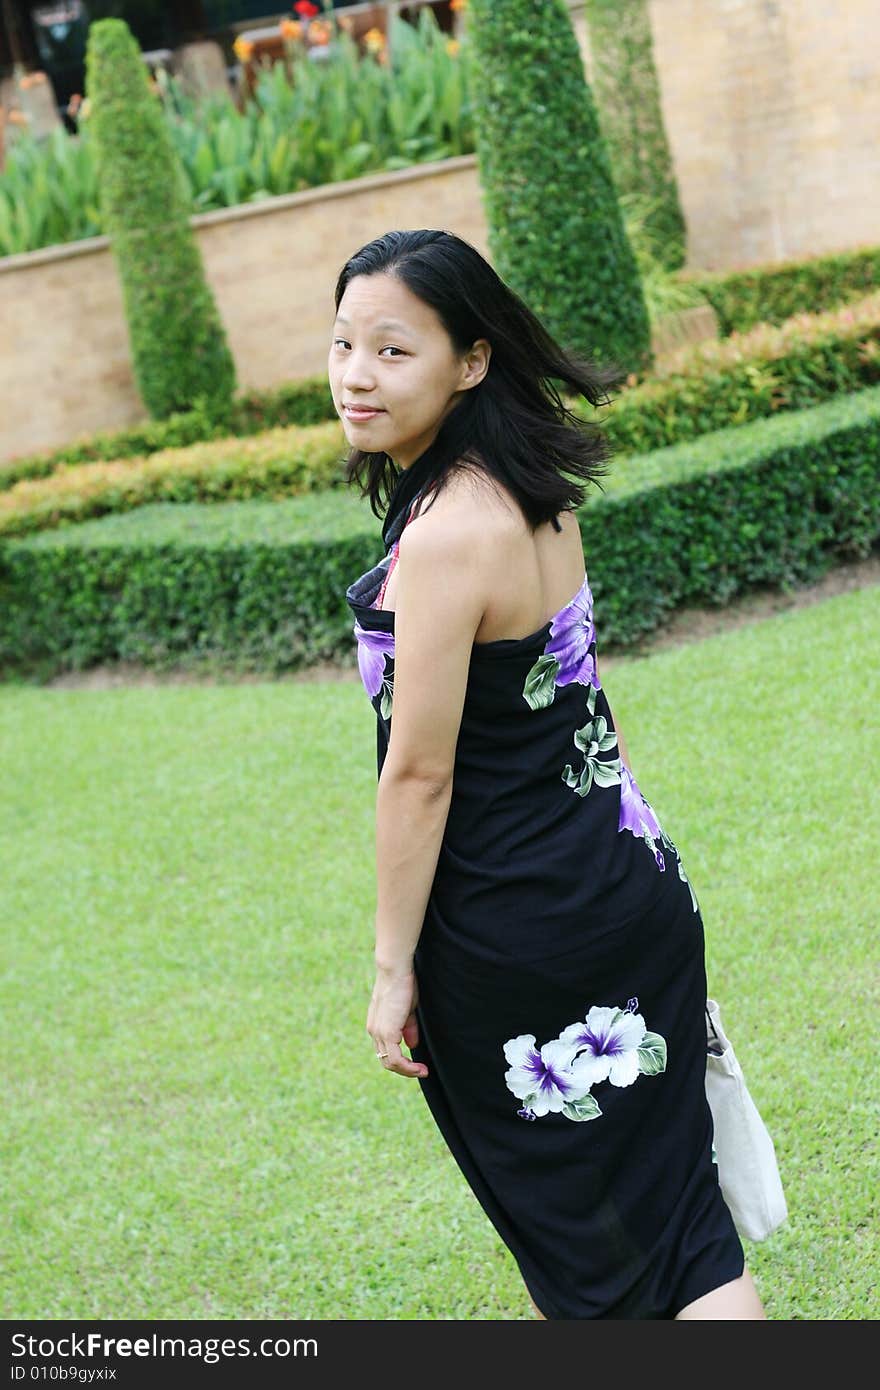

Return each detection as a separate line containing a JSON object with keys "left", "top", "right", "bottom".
{"left": 365, "top": 515, "right": 488, "bottom": 1081}
{"left": 373, "top": 770, "right": 452, "bottom": 972}
{"left": 373, "top": 514, "right": 486, "bottom": 974}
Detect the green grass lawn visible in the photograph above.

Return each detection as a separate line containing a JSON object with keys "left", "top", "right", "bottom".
{"left": 2, "top": 583, "right": 877, "bottom": 1320}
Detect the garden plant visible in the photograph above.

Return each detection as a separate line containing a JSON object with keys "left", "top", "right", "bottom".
{"left": 465, "top": 0, "right": 652, "bottom": 375}
{"left": 84, "top": 18, "right": 237, "bottom": 420}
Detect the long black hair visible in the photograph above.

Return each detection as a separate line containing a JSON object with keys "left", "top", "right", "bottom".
{"left": 331, "top": 229, "right": 626, "bottom": 544}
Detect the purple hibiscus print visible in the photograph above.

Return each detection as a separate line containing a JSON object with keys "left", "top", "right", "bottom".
{"left": 352, "top": 620, "right": 395, "bottom": 718}
{"left": 545, "top": 578, "right": 600, "bottom": 689}
{"left": 522, "top": 577, "right": 599, "bottom": 710}
{"left": 618, "top": 763, "right": 666, "bottom": 870}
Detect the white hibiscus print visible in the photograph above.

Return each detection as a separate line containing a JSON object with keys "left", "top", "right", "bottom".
{"left": 503, "top": 998, "right": 667, "bottom": 1121}
{"left": 502, "top": 1034, "right": 592, "bottom": 1118}
{"left": 560, "top": 1004, "right": 648, "bottom": 1089}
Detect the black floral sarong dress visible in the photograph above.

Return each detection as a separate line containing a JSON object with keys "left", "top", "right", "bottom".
{"left": 345, "top": 461, "right": 745, "bottom": 1319}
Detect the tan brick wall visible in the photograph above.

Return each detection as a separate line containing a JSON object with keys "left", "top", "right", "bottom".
{"left": 0, "top": 157, "right": 489, "bottom": 464}
{"left": 181, "top": 156, "right": 489, "bottom": 386}
{"left": 647, "top": 0, "right": 880, "bottom": 269}
{"left": 1, "top": 237, "right": 145, "bottom": 458}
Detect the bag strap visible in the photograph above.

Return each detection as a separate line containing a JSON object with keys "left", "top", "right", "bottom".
{"left": 706, "top": 1001, "right": 720, "bottom": 1043}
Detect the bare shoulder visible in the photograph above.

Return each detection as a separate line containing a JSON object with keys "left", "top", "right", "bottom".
{"left": 402, "top": 463, "right": 524, "bottom": 560}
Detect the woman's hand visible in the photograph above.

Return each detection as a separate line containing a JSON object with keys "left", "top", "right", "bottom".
{"left": 367, "top": 965, "right": 429, "bottom": 1079}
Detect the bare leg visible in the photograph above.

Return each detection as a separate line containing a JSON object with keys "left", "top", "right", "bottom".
{"left": 525, "top": 1265, "right": 766, "bottom": 1320}
{"left": 675, "top": 1265, "right": 766, "bottom": 1319}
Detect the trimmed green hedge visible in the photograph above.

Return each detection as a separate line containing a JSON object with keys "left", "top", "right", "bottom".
{"left": 0, "top": 419, "right": 347, "bottom": 539}
{"left": 2, "top": 388, "right": 878, "bottom": 679}
{"left": 684, "top": 244, "right": 880, "bottom": 336}
{"left": 581, "top": 386, "right": 880, "bottom": 643}
{"left": 594, "top": 291, "right": 880, "bottom": 455}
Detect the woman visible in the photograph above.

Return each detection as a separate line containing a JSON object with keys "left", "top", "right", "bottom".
{"left": 331, "top": 228, "right": 766, "bottom": 1320}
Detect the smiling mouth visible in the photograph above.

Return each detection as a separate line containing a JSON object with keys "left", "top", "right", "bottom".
{"left": 344, "top": 405, "right": 385, "bottom": 418}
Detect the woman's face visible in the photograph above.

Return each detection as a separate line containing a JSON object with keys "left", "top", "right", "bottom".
{"left": 328, "top": 270, "right": 489, "bottom": 469}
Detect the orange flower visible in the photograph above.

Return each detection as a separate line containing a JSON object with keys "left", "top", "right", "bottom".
{"left": 308, "top": 19, "right": 331, "bottom": 45}
{"left": 445, "top": 38, "right": 460, "bottom": 56}
{"left": 233, "top": 35, "right": 254, "bottom": 62}
{"left": 363, "top": 26, "right": 386, "bottom": 53}
{"left": 450, "top": 0, "right": 468, "bottom": 11}
{"left": 7, "top": 108, "right": 29, "bottom": 125}
{"left": 279, "top": 18, "right": 302, "bottom": 41}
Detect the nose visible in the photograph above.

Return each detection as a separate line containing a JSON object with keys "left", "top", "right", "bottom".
{"left": 338, "top": 345, "right": 378, "bottom": 394}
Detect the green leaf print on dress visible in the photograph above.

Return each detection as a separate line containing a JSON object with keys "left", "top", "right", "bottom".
{"left": 522, "top": 653, "right": 562, "bottom": 711}
{"left": 562, "top": 683, "right": 622, "bottom": 797}
{"left": 658, "top": 827, "right": 700, "bottom": 913}
{"left": 562, "top": 1092, "right": 603, "bottom": 1123}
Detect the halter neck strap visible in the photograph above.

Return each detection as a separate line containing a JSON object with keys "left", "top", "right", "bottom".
{"left": 381, "top": 449, "right": 439, "bottom": 552}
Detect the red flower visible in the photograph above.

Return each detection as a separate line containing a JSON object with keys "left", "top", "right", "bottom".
{"left": 293, "top": 1, "right": 320, "bottom": 17}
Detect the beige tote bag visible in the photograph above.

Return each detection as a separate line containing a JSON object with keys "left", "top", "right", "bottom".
{"left": 705, "top": 998, "right": 788, "bottom": 1242}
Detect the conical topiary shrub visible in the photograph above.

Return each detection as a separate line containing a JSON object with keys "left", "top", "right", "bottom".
{"left": 585, "top": 0, "right": 687, "bottom": 273}
{"left": 464, "top": 0, "right": 653, "bottom": 376}
{"left": 85, "top": 18, "right": 237, "bottom": 419}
